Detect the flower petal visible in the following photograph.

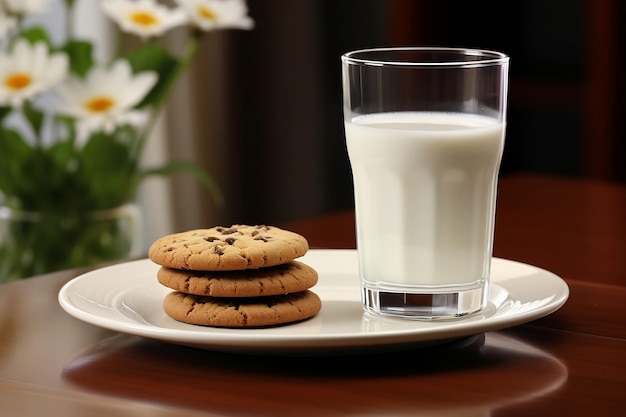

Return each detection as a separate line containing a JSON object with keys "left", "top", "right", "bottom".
{"left": 56, "top": 59, "right": 157, "bottom": 134}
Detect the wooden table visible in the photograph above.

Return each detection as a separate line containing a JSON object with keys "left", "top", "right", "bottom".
{"left": 1, "top": 173, "right": 625, "bottom": 416}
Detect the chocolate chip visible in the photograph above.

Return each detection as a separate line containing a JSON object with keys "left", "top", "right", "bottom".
{"left": 221, "top": 228, "right": 238, "bottom": 235}
{"left": 225, "top": 237, "right": 236, "bottom": 245}
{"left": 254, "top": 236, "right": 269, "bottom": 242}
{"left": 213, "top": 246, "right": 224, "bottom": 255}
{"left": 204, "top": 236, "right": 219, "bottom": 242}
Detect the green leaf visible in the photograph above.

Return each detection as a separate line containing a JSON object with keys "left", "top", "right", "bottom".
{"left": 63, "top": 40, "right": 94, "bottom": 77}
{"left": 17, "top": 27, "right": 52, "bottom": 48}
{"left": 139, "top": 160, "right": 224, "bottom": 206}
{"left": 77, "top": 128, "right": 140, "bottom": 208}
{"left": 47, "top": 140, "right": 76, "bottom": 180}
{"left": 0, "top": 107, "right": 12, "bottom": 122}
{"left": 0, "top": 129, "right": 33, "bottom": 199}
{"left": 124, "top": 43, "right": 179, "bottom": 108}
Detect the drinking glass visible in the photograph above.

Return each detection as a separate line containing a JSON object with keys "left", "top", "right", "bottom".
{"left": 341, "top": 47, "right": 509, "bottom": 319}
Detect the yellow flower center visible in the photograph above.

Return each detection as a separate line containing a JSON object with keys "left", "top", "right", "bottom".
{"left": 4, "top": 72, "right": 32, "bottom": 91}
{"left": 130, "top": 11, "right": 158, "bottom": 27}
{"left": 85, "top": 97, "right": 115, "bottom": 113}
{"left": 198, "top": 6, "right": 217, "bottom": 21}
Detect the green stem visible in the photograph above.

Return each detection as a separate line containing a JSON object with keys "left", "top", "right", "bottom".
{"left": 114, "top": 27, "right": 125, "bottom": 59}
{"left": 13, "top": 16, "right": 25, "bottom": 42}
{"left": 65, "top": 0, "right": 75, "bottom": 40}
{"left": 132, "top": 29, "right": 204, "bottom": 162}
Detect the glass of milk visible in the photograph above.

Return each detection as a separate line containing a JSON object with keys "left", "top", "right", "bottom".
{"left": 341, "top": 47, "right": 509, "bottom": 319}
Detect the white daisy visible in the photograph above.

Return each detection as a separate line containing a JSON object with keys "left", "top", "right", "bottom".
{"left": 56, "top": 59, "right": 158, "bottom": 140}
{"left": 2, "top": 0, "right": 51, "bottom": 15}
{"left": 176, "top": 0, "right": 254, "bottom": 31}
{"left": 0, "top": 39, "right": 68, "bottom": 107}
{"left": 101, "top": 0, "right": 188, "bottom": 40}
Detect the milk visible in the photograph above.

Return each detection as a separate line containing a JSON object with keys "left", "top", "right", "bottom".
{"left": 345, "top": 111, "right": 505, "bottom": 289}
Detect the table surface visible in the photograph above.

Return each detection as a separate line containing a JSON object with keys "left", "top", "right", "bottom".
{"left": 1, "top": 173, "right": 625, "bottom": 416}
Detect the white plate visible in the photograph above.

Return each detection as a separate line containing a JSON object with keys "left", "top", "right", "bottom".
{"left": 58, "top": 249, "right": 569, "bottom": 355}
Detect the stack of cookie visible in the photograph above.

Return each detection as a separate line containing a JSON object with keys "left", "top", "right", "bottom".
{"left": 148, "top": 225, "right": 321, "bottom": 328}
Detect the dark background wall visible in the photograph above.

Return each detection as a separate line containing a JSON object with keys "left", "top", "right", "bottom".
{"left": 168, "top": 0, "right": 625, "bottom": 230}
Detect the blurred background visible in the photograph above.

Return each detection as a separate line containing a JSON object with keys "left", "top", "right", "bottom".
{"left": 160, "top": 0, "right": 625, "bottom": 240}
{"left": 4, "top": 0, "right": 622, "bottom": 276}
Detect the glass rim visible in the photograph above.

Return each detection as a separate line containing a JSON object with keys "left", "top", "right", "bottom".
{"left": 341, "top": 47, "right": 509, "bottom": 68}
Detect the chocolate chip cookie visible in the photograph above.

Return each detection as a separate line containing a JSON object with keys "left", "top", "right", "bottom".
{"left": 157, "top": 261, "right": 318, "bottom": 297}
{"left": 163, "top": 290, "right": 322, "bottom": 328}
{"left": 148, "top": 225, "right": 309, "bottom": 271}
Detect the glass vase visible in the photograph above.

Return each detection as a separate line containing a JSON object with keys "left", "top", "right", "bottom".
{"left": 0, "top": 204, "right": 142, "bottom": 283}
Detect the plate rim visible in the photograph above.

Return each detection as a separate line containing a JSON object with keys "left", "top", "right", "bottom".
{"left": 58, "top": 249, "right": 570, "bottom": 353}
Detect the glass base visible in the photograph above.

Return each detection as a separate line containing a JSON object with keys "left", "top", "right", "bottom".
{"left": 362, "top": 285, "right": 486, "bottom": 320}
